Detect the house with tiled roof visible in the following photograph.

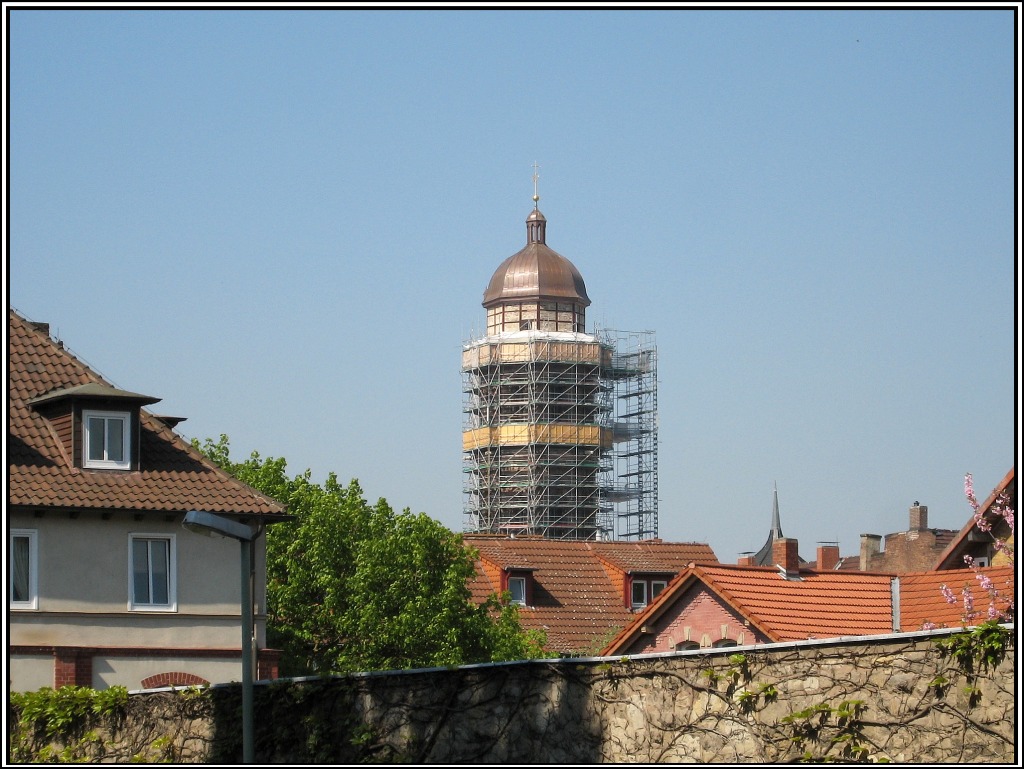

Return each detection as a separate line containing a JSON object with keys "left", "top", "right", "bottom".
{"left": 933, "top": 468, "right": 1015, "bottom": 571}
{"left": 7, "top": 309, "right": 290, "bottom": 692}
{"left": 601, "top": 537, "right": 1015, "bottom": 656}
{"left": 464, "top": 534, "right": 718, "bottom": 655}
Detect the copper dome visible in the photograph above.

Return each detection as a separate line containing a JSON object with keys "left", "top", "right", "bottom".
{"left": 482, "top": 209, "right": 591, "bottom": 308}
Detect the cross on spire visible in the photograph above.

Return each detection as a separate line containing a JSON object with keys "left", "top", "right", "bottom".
{"left": 532, "top": 161, "right": 540, "bottom": 208}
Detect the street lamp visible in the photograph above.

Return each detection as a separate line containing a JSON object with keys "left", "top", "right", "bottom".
{"left": 182, "top": 510, "right": 258, "bottom": 764}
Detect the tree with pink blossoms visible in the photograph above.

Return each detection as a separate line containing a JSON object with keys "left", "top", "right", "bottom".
{"left": 925, "top": 473, "right": 1015, "bottom": 630}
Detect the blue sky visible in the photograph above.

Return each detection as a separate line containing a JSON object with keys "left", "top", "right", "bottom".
{"left": 7, "top": 6, "right": 1018, "bottom": 563}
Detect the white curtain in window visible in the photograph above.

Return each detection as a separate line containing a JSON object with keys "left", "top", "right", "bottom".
{"left": 12, "top": 535, "right": 30, "bottom": 602}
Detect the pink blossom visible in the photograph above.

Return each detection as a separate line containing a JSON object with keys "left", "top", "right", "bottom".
{"left": 976, "top": 573, "right": 994, "bottom": 592}
{"left": 964, "top": 474, "right": 978, "bottom": 511}
{"left": 962, "top": 587, "right": 974, "bottom": 616}
{"left": 940, "top": 584, "right": 956, "bottom": 604}
{"left": 921, "top": 621, "right": 938, "bottom": 631}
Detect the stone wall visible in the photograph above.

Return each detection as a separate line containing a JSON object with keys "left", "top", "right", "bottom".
{"left": 10, "top": 626, "right": 1014, "bottom": 763}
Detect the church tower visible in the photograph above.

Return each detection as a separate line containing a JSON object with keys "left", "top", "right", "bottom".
{"left": 462, "top": 177, "right": 659, "bottom": 541}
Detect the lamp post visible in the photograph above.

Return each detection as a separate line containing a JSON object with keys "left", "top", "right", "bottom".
{"left": 182, "top": 510, "right": 258, "bottom": 764}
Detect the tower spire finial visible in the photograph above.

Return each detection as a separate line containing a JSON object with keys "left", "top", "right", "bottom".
{"left": 532, "top": 161, "right": 540, "bottom": 208}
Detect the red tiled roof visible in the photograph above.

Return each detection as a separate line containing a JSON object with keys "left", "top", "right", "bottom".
{"left": 899, "top": 566, "right": 1015, "bottom": 631}
{"left": 691, "top": 565, "right": 895, "bottom": 641}
{"left": 8, "top": 310, "right": 286, "bottom": 517}
{"left": 602, "top": 563, "right": 896, "bottom": 655}
{"left": 464, "top": 535, "right": 718, "bottom": 655}
{"left": 604, "top": 561, "right": 1017, "bottom": 656}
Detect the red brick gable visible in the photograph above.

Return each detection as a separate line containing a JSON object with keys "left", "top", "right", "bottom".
{"left": 8, "top": 310, "right": 286, "bottom": 518}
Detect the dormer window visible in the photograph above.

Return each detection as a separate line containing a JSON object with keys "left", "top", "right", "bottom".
{"left": 630, "top": 575, "right": 670, "bottom": 611}
{"left": 28, "top": 382, "right": 160, "bottom": 473}
{"left": 631, "top": 580, "right": 648, "bottom": 610}
{"left": 502, "top": 567, "right": 534, "bottom": 607}
{"left": 508, "top": 576, "right": 527, "bottom": 606}
{"left": 83, "top": 410, "right": 130, "bottom": 469}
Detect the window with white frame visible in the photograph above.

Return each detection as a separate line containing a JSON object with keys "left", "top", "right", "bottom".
{"left": 508, "top": 576, "right": 527, "bottom": 606}
{"left": 83, "top": 410, "right": 131, "bottom": 470}
{"left": 129, "top": 534, "right": 176, "bottom": 610}
{"left": 631, "top": 580, "right": 647, "bottom": 610}
{"left": 10, "top": 529, "right": 38, "bottom": 609}
{"left": 632, "top": 577, "right": 669, "bottom": 611}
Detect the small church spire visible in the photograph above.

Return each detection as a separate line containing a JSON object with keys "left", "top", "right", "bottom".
{"left": 532, "top": 161, "right": 540, "bottom": 209}
{"left": 751, "top": 482, "right": 786, "bottom": 566}
{"left": 526, "top": 161, "right": 546, "bottom": 245}
{"left": 770, "top": 481, "right": 783, "bottom": 537}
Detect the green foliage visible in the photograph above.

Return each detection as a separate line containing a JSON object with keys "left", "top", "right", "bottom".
{"left": 933, "top": 619, "right": 1009, "bottom": 708}
{"left": 194, "top": 434, "right": 550, "bottom": 676}
{"left": 8, "top": 686, "right": 129, "bottom": 762}
{"left": 781, "top": 699, "right": 882, "bottom": 763}
{"left": 935, "top": 619, "right": 1009, "bottom": 676}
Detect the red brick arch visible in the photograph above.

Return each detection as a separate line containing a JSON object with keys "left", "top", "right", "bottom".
{"left": 140, "top": 672, "right": 210, "bottom": 689}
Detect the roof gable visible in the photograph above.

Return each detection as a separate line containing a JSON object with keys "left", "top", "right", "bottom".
{"left": 933, "top": 468, "right": 1015, "bottom": 570}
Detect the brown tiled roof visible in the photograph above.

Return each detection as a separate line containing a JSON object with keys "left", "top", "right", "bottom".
{"left": 589, "top": 540, "right": 709, "bottom": 572}
{"left": 899, "top": 566, "right": 1015, "bottom": 631}
{"left": 463, "top": 534, "right": 718, "bottom": 655}
{"left": 8, "top": 309, "right": 286, "bottom": 518}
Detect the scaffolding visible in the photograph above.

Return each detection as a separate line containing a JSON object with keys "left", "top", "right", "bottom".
{"left": 598, "top": 329, "right": 658, "bottom": 540}
{"left": 462, "top": 329, "right": 657, "bottom": 541}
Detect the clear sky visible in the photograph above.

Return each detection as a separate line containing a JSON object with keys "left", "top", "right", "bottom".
{"left": 6, "top": 5, "right": 1019, "bottom": 564}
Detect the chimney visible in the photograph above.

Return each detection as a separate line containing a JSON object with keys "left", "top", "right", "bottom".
{"left": 737, "top": 554, "right": 755, "bottom": 567}
{"left": 816, "top": 543, "right": 840, "bottom": 571}
{"left": 909, "top": 502, "right": 928, "bottom": 531}
{"left": 773, "top": 537, "right": 800, "bottom": 578}
{"left": 29, "top": 321, "right": 50, "bottom": 336}
{"left": 860, "top": 534, "right": 882, "bottom": 571}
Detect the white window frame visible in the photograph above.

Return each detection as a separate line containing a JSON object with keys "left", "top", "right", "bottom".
{"left": 10, "top": 529, "right": 38, "bottom": 610}
{"left": 974, "top": 556, "right": 990, "bottom": 567}
{"left": 507, "top": 576, "right": 527, "bottom": 606}
{"left": 631, "top": 579, "right": 648, "bottom": 610}
{"left": 83, "top": 409, "right": 131, "bottom": 470}
{"left": 128, "top": 534, "right": 177, "bottom": 611}
{"left": 651, "top": 580, "right": 668, "bottom": 600}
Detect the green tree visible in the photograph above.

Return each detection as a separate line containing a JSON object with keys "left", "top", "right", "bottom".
{"left": 194, "top": 435, "right": 548, "bottom": 675}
